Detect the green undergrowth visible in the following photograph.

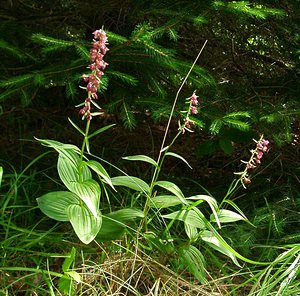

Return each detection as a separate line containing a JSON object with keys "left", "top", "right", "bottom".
{"left": 1, "top": 157, "right": 300, "bottom": 295}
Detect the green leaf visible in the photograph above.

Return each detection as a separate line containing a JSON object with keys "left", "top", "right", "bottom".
{"left": 67, "top": 204, "right": 102, "bottom": 244}
{"left": 122, "top": 155, "right": 158, "bottom": 168}
{"left": 223, "top": 118, "right": 250, "bottom": 131}
{"left": 85, "top": 160, "right": 115, "bottom": 190}
{"left": 178, "top": 245, "right": 207, "bottom": 284}
{"left": 184, "top": 223, "right": 199, "bottom": 240}
{"left": 165, "top": 152, "right": 192, "bottom": 169}
{"left": 37, "top": 191, "right": 80, "bottom": 221}
{"left": 97, "top": 208, "right": 144, "bottom": 241}
{"left": 111, "top": 176, "right": 150, "bottom": 193}
{"left": 187, "top": 195, "right": 220, "bottom": 228}
{"left": 200, "top": 230, "right": 240, "bottom": 266}
{"left": 107, "top": 70, "right": 138, "bottom": 86}
{"left": 209, "top": 119, "right": 223, "bottom": 134}
{"left": 36, "top": 138, "right": 81, "bottom": 158}
{"left": 32, "top": 33, "right": 73, "bottom": 47}
{"left": 155, "top": 181, "right": 188, "bottom": 205}
{"left": 58, "top": 277, "right": 75, "bottom": 296}
{"left": 62, "top": 247, "right": 76, "bottom": 272}
{"left": 0, "top": 166, "right": 3, "bottom": 187}
{"left": 150, "top": 195, "right": 185, "bottom": 208}
{"left": 70, "top": 180, "right": 101, "bottom": 217}
{"left": 162, "top": 209, "right": 206, "bottom": 229}
{"left": 223, "top": 200, "right": 250, "bottom": 224}
{"left": 211, "top": 209, "right": 246, "bottom": 223}
{"left": 68, "top": 118, "right": 85, "bottom": 136}
{"left": 65, "top": 271, "right": 81, "bottom": 283}
{"left": 87, "top": 124, "right": 116, "bottom": 140}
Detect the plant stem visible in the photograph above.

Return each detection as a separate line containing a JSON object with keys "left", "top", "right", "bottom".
{"left": 78, "top": 120, "right": 91, "bottom": 180}
{"left": 141, "top": 41, "right": 208, "bottom": 230}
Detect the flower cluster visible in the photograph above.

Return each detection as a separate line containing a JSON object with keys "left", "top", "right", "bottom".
{"left": 235, "top": 136, "right": 270, "bottom": 188}
{"left": 79, "top": 29, "right": 109, "bottom": 121}
{"left": 179, "top": 92, "right": 200, "bottom": 134}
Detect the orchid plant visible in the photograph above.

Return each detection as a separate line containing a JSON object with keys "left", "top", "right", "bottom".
{"left": 36, "top": 30, "right": 270, "bottom": 283}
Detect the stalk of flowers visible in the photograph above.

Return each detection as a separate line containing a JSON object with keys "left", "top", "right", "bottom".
{"left": 78, "top": 29, "right": 109, "bottom": 121}
{"left": 234, "top": 135, "right": 270, "bottom": 188}
{"left": 179, "top": 92, "right": 199, "bottom": 134}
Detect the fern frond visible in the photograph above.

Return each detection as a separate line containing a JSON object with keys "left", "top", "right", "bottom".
{"left": 32, "top": 33, "right": 74, "bottom": 47}
{"left": 209, "top": 119, "right": 223, "bottom": 134}
{"left": 149, "top": 76, "right": 167, "bottom": 98}
{"left": 260, "top": 113, "right": 282, "bottom": 123}
{"left": 41, "top": 45, "right": 69, "bottom": 54}
{"left": 0, "top": 39, "right": 27, "bottom": 60}
{"left": 152, "top": 106, "right": 173, "bottom": 121}
{"left": 65, "top": 79, "right": 77, "bottom": 99}
{"left": 107, "top": 70, "right": 138, "bottom": 86}
{"left": 223, "top": 111, "right": 251, "bottom": 118}
{"left": 120, "top": 101, "right": 136, "bottom": 130}
{"left": 0, "top": 74, "right": 35, "bottom": 88}
{"left": 106, "top": 31, "right": 128, "bottom": 44}
{"left": 192, "top": 15, "right": 207, "bottom": 26}
{"left": 142, "top": 41, "right": 175, "bottom": 59}
{"left": 223, "top": 118, "right": 250, "bottom": 131}
{"left": 213, "top": 1, "right": 285, "bottom": 19}
{"left": 168, "top": 28, "right": 179, "bottom": 41}
{"left": 33, "top": 74, "right": 45, "bottom": 87}
{"left": 189, "top": 116, "right": 205, "bottom": 128}
{"left": 75, "top": 46, "right": 90, "bottom": 61}
{"left": 170, "top": 60, "right": 216, "bottom": 87}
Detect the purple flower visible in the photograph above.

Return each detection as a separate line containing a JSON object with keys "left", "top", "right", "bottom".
{"left": 80, "top": 29, "right": 109, "bottom": 121}
{"left": 191, "top": 106, "right": 198, "bottom": 114}
{"left": 191, "top": 93, "right": 198, "bottom": 105}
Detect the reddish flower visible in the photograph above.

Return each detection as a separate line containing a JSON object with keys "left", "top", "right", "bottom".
{"left": 80, "top": 29, "right": 109, "bottom": 121}
{"left": 191, "top": 106, "right": 198, "bottom": 114}
{"left": 191, "top": 93, "right": 198, "bottom": 105}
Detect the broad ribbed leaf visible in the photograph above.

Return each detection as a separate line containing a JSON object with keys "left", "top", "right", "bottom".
{"left": 150, "top": 195, "right": 184, "bottom": 208}
{"left": 187, "top": 195, "right": 220, "bottom": 228}
{"left": 111, "top": 176, "right": 150, "bottom": 193}
{"left": 57, "top": 152, "right": 100, "bottom": 217}
{"left": 211, "top": 209, "right": 245, "bottom": 223}
{"left": 67, "top": 204, "right": 102, "bottom": 244}
{"left": 85, "top": 160, "right": 115, "bottom": 190}
{"left": 184, "top": 223, "right": 198, "bottom": 240}
{"left": 36, "top": 138, "right": 81, "bottom": 156}
{"left": 70, "top": 180, "right": 100, "bottom": 217}
{"left": 122, "top": 155, "right": 158, "bottom": 168}
{"left": 37, "top": 191, "right": 80, "bottom": 221}
{"left": 162, "top": 209, "right": 206, "bottom": 229}
{"left": 178, "top": 245, "right": 207, "bottom": 284}
{"left": 57, "top": 152, "right": 92, "bottom": 191}
{"left": 97, "top": 208, "right": 144, "bottom": 241}
{"left": 200, "top": 230, "right": 240, "bottom": 266}
{"left": 155, "top": 181, "right": 188, "bottom": 205}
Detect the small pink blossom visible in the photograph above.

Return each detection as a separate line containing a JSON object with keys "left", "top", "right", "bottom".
{"left": 191, "top": 93, "right": 198, "bottom": 105}
{"left": 191, "top": 106, "right": 198, "bottom": 114}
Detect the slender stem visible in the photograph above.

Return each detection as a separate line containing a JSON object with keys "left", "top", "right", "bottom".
{"left": 156, "top": 40, "right": 208, "bottom": 167}
{"left": 78, "top": 120, "right": 91, "bottom": 181}
{"left": 141, "top": 41, "right": 208, "bottom": 229}
{"left": 143, "top": 130, "right": 182, "bottom": 223}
